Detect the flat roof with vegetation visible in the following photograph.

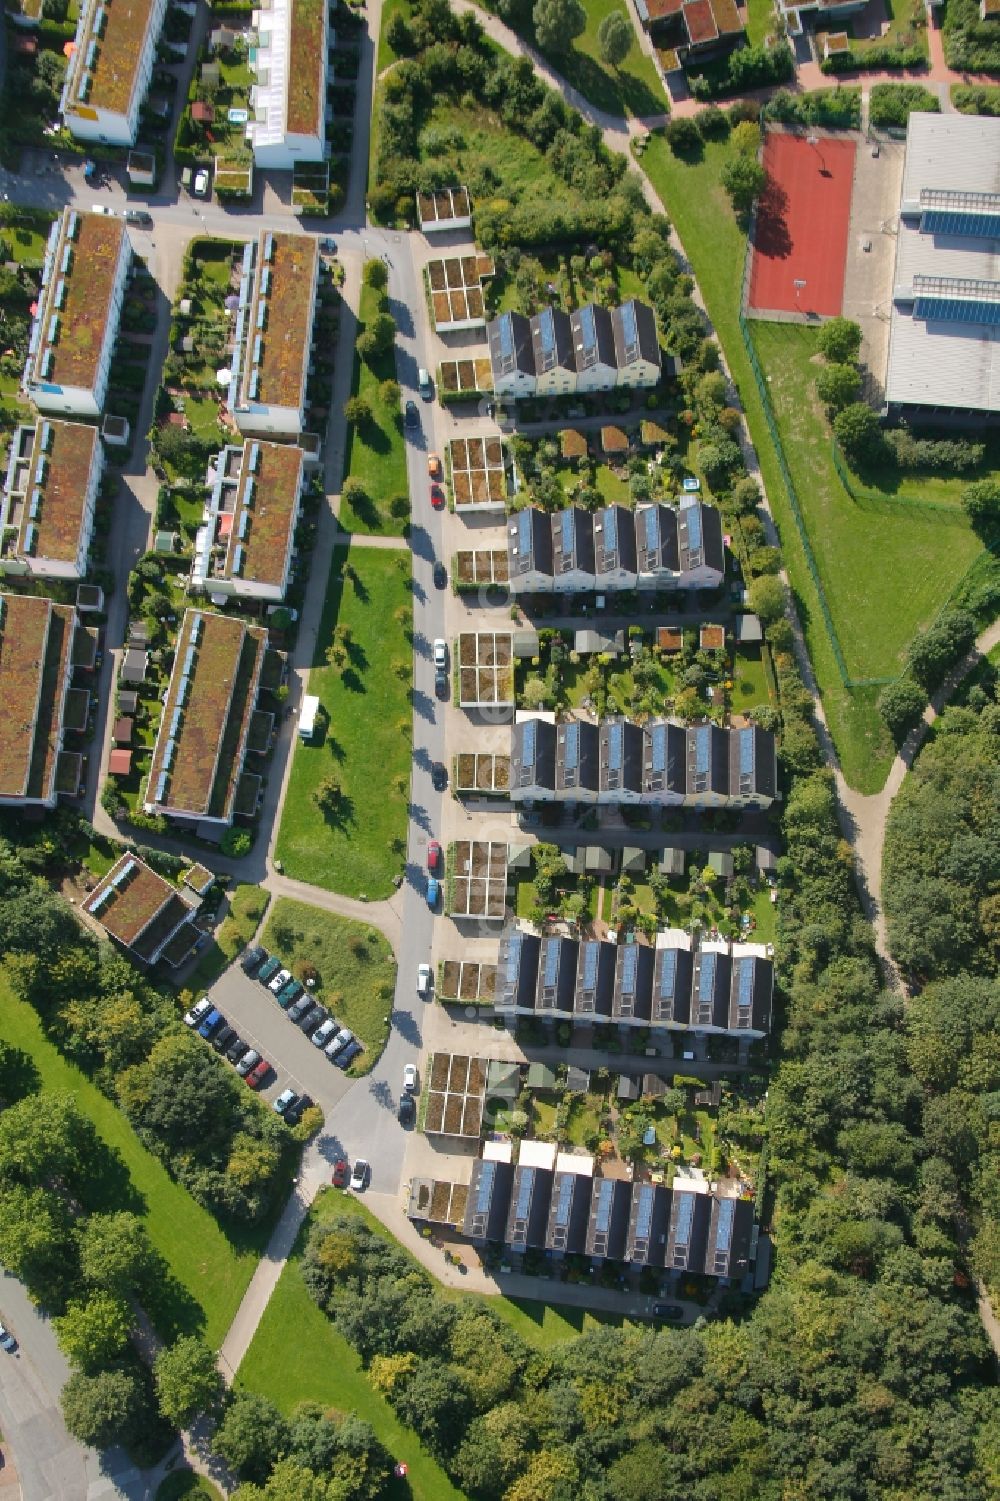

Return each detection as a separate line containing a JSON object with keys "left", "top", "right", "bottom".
{"left": 4, "top": 420, "right": 100, "bottom": 565}
{"left": 32, "top": 211, "right": 126, "bottom": 392}
{"left": 0, "top": 593, "right": 74, "bottom": 801}
{"left": 148, "top": 608, "right": 266, "bottom": 820}
{"left": 69, "top": 0, "right": 161, "bottom": 117}
{"left": 85, "top": 852, "right": 196, "bottom": 957}
{"left": 287, "top": 0, "right": 327, "bottom": 138}
{"left": 224, "top": 441, "right": 304, "bottom": 587}
{"left": 241, "top": 231, "right": 318, "bottom": 411}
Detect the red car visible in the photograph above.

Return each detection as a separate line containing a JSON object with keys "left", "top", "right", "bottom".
{"left": 246, "top": 1058, "right": 270, "bottom": 1089}
{"left": 430, "top": 484, "right": 445, "bottom": 509}
{"left": 427, "top": 840, "right": 442, "bottom": 872}
{"left": 332, "top": 1159, "right": 349, "bottom": 1188}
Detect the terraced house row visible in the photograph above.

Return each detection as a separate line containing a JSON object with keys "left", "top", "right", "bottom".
{"left": 489, "top": 300, "right": 663, "bottom": 399}
{"left": 511, "top": 717, "right": 778, "bottom": 810}
{"left": 496, "top": 926, "right": 774, "bottom": 1037}
{"left": 508, "top": 497, "right": 724, "bottom": 594}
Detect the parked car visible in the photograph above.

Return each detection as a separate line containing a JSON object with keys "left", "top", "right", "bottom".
{"left": 275, "top": 979, "right": 303, "bottom": 1009}
{"left": 332, "top": 1159, "right": 349, "bottom": 1188}
{"left": 0, "top": 1323, "right": 16, "bottom": 1353}
{"left": 433, "top": 563, "right": 447, "bottom": 590}
{"left": 427, "top": 840, "right": 442, "bottom": 872}
{"left": 417, "top": 963, "right": 432, "bottom": 996}
{"left": 124, "top": 209, "right": 153, "bottom": 227}
{"left": 273, "top": 1088, "right": 297, "bottom": 1116}
{"left": 311, "top": 1017, "right": 338, "bottom": 1049}
{"left": 433, "top": 638, "right": 447, "bottom": 669}
{"left": 652, "top": 1303, "right": 684, "bottom": 1321}
{"left": 183, "top": 997, "right": 212, "bottom": 1028}
{"left": 235, "top": 1048, "right": 261, "bottom": 1077}
{"left": 193, "top": 168, "right": 210, "bottom": 197}
{"left": 257, "top": 956, "right": 282, "bottom": 986}
{"left": 682, "top": 475, "right": 701, "bottom": 492}
{"left": 197, "top": 1008, "right": 222, "bottom": 1039}
{"left": 426, "top": 875, "right": 440, "bottom": 908}
{"left": 350, "top": 1159, "right": 369, "bottom": 1191}
{"left": 427, "top": 452, "right": 442, "bottom": 478}
{"left": 319, "top": 237, "right": 337, "bottom": 253}
{"left": 398, "top": 1093, "right": 415, "bottom": 1124}
{"left": 268, "top": 968, "right": 292, "bottom": 994}
{"left": 212, "top": 1025, "right": 237, "bottom": 1054}
{"left": 430, "top": 484, "right": 445, "bottom": 509}
{"left": 246, "top": 1058, "right": 270, "bottom": 1089}
{"left": 435, "top": 668, "right": 448, "bottom": 699}
{"left": 299, "top": 1004, "right": 327, "bottom": 1034}
{"left": 241, "top": 945, "right": 267, "bottom": 976}
{"left": 325, "top": 1027, "right": 353, "bottom": 1060}
{"left": 431, "top": 761, "right": 448, "bottom": 791}
{"left": 285, "top": 1093, "right": 313, "bottom": 1125}
{"left": 226, "top": 1036, "right": 250, "bottom": 1063}
{"left": 403, "top": 1062, "right": 417, "bottom": 1092}
{"left": 287, "top": 994, "right": 312, "bottom": 1023}
{"left": 334, "top": 1039, "right": 362, "bottom": 1069}
{"left": 418, "top": 367, "right": 434, "bottom": 399}
{"left": 404, "top": 400, "right": 419, "bottom": 429}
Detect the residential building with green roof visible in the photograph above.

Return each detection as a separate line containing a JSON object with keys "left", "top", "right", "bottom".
{"left": 61, "top": 0, "right": 169, "bottom": 146}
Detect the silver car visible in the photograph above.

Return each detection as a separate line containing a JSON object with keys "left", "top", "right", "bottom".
{"left": 235, "top": 1048, "right": 261, "bottom": 1077}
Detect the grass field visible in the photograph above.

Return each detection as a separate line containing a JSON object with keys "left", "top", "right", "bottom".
{"left": 491, "top": 1296, "right": 644, "bottom": 1346}
{"left": 261, "top": 899, "right": 396, "bottom": 1073}
{"left": 637, "top": 131, "right": 987, "bottom": 793}
{"left": 560, "top": 0, "right": 670, "bottom": 116}
{"left": 237, "top": 1189, "right": 467, "bottom": 1501}
{"left": 0, "top": 979, "right": 256, "bottom": 1348}
{"left": 377, "top": 0, "right": 412, "bottom": 71}
{"left": 274, "top": 544, "right": 411, "bottom": 898}
{"left": 745, "top": 0, "right": 774, "bottom": 44}
{"left": 421, "top": 103, "right": 592, "bottom": 220}
{"left": 340, "top": 282, "right": 410, "bottom": 534}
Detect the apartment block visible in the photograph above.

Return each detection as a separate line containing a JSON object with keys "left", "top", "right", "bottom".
{"left": 0, "top": 592, "right": 78, "bottom": 808}
{"left": 228, "top": 230, "right": 319, "bottom": 437}
{"left": 84, "top": 852, "right": 200, "bottom": 967}
{"left": 247, "top": 0, "right": 329, "bottom": 167}
{"left": 61, "top": 0, "right": 168, "bottom": 145}
{"left": 193, "top": 439, "right": 305, "bottom": 602}
{"left": 1, "top": 419, "right": 102, "bottom": 580}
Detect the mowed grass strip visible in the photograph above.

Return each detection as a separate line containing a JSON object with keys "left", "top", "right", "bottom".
{"left": 341, "top": 283, "right": 409, "bottom": 534}
{"left": 491, "top": 1296, "right": 644, "bottom": 1348}
{"left": 0, "top": 979, "right": 255, "bottom": 1348}
{"left": 563, "top": 0, "right": 670, "bottom": 117}
{"left": 275, "top": 544, "right": 411, "bottom": 899}
{"left": 236, "top": 1189, "right": 468, "bottom": 1501}
{"left": 261, "top": 899, "right": 396, "bottom": 1073}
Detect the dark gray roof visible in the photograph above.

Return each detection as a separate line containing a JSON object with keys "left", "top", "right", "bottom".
{"left": 507, "top": 507, "right": 553, "bottom": 581}
{"left": 571, "top": 303, "right": 616, "bottom": 373}
{"left": 728, "top": 952, "right": 773, "bottom": 1033}
{"left": 574, "top": 938, "right": 615, "bottom": 1017}
{"left": 585, "top": 1176, "right": 632, "bottom": 1260}
{"left": 636, "top": 503, "right": 679, "bottom": 574}
{"left": 511, "top": 716, "right": 556, "bottom": 793}
{"left": 551, "top": 506, "right": 595, "bottom": 578}
{"left": 729, "top": 725, "right": 777, "bottom": 801}
{"left": 496, "top": 925, "right": 540, "bottom": 1011}
{"left": 545, "top": 1169, "right": 593, "bottom": 1254}
{"left": 599, "top": 716, "right": 643, "bottom": 797}
{"left": 531, "top": 305, "right": 575, "bottom": 376}
{"left": 613, "top": 940, "right": 654, "bottom": 1022}
{"left": 506, "top": 1165, "right": 554, "bottom": 1249}
{"left": 463, "top": 1159, "right": 514, "bottom": 1242}
{"left": 678, "top": 499, "right": 724, "bottom": 575}
{"left": 594, "top": 504, "right": 637, "bottom": 578}
{"left": 611, "top": 299, "right": 661, "bottom": 373}
{"left": 625, "top": 1182, "right": 671, "bottom": 1267}
{"left": 489, "top": 311, "right": 533, "bottom": 379}
{"left": 535, "top": 935, "right": 579, "bottom": 1014}
{"left": 555, "top": 718, "right": 600, "bottom": 796}
{"left": 690, "top": 946, "right": 731, "bottom": 1029}
{"left": 665, "top": 1186, "right": 712, "bottom": 1272}
{"left": 686, "top": 723, "right": 729, "bottom": 798}
{"left": 651, "top": 942, "right": 694, "bottom": 1025}
{"left": 706, "top": 1195, "right": 754, "bottom": 1279}
{"left": 642, "top": 720, "right": 686, "bottom": 798}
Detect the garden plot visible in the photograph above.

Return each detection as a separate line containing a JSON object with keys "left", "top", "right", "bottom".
{"left": 449, "top": 436, "right": 511, "bottom": 513}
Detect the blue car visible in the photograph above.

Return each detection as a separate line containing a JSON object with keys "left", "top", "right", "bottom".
{"left": 197, "top": 1007, "right": 222, "bottom": 1038}
{"left": 426, "top": 876, "right": 440, "bottom": 908}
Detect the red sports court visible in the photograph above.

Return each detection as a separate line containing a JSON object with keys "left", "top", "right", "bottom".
{"left": 747, "top": 131, "right": 857, "bottom": 318}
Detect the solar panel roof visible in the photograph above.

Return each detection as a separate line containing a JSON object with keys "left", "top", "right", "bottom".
{"left": 674, "top": 1190, "right": 694, "bottom": 1247}
{"left": 620, "top": 301, "right": 639, "bottom": 362}
{"left": 658, "top": 946, "right": 677, "bottom": 998}
{"left": 699, "top": 951, "right": 717, "bottom": 1001}
{"left": 914, "top": 295, "right": 1000, "bottom": 326}
{"left": 686, "top": 505, "right": 702, "bottom": 550}
{"left": 620, "top": 944, "right": 638, "bottom": 992}
{"left": 594, "top": 1178, "right": 613, "bottom": 1233}
{"left": 554, "top": 1175, "right": 574, "bottom": 1227}
{"left": 543, "top": 940, "right": 560, "bottom": 988}
{"left": 475, "top": 1161, "right": 496, "bottom": 1214}
{"left": 604, "top": 507, "right": 618, "bottom": 553}
{"left": 539, "top": 307, "right": 554, "bottom": 355}
{"left": 695, "top": 725, "right": 710, "bottom": 775}
{"left": 634, "top": 1185, "right": 653, "bottom": 1240}
{"left": 517, "top": 510, "right": 531, "bottom": 554}
{"left": 739, "top": 728, "right": 754, "bottom": 776}
{"left": 651, "top": 723, "right": 666, "bottom": 773}
{"left": 608, "top": 721, "right": 623, "bottom": 771}
{"left": 579, "top": 304, "right": 596, "bottom": 349}
{"left": 715, "top": 1195, "right": 735, "bottom": 1251}
{"left": 505, "top": 931, "right": 523, "bottom": 982}
{"left": 514, "top": 1170, "right": 533, "bottom": 1221}
{"left": 498, "top": 315, "right": 514, "bottom": 359}
{"left": 581, "top": 941, "right": 599, "bottom": 990}
{"left": 643, "top": 506, "right": 659, "bottom": 550}
{"left": 564, "top": 722, "right": 579, "bottom": 771}
{"left": 522, "top": 718, "right": 537, "bottom": 765}
{"left": 736, "top": 957, "right": 753, "bottom": 1009}
{"left": 560, "top": 509, "right": 574, "bottom": 553}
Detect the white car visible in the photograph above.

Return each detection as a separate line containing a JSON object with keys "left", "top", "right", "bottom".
{"left": 311, "top": 1018, "right": 337, "bottom": 1049}
{"left": 268, "top": 968, "right": 292, "bottom": 994}
{"left": 183, "top": 997, "right": 212, "bottom": 1027}
{"left": 193, "top": 169, "right": 210, "bottom": 197}
{"left": 350, "top": 1159, "right": 369, "bottom": 1192}
{"left": 433, "top": 638, "right": 447, "bottom": 669}
{"left": 403, "top": 1063, "right": 417, "bottom": 1093}
{"left": 0, "top": 1323, "right": 16, "bottom": 1353}
{"left": 416, "top": 963, "right": 432, "bottom": 997}
{"left": 235, "top": 1048, "right": 261, "bottom": 1077}
{"left": 273, "top": 1087, "right": 297, "bottom": 1116}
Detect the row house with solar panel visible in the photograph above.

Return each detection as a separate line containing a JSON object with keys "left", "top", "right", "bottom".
{"left": 495, "top": 924, "right": 773, "bottom": 1037}
{"left": 506, "top": 498, "right": 724, "bottom": 594}
{"left": 511, "top": 716, "right": 777, "bottom": 811}
{"left": 488, "top": 300, "right": 662, "bottom": 400}
{"left": 461, "top": 1151, "right": 754, "bottom": 1281}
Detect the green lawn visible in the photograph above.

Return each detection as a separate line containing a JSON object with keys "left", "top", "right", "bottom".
{"left": 420, "top": 103, "right": 592, "bottom": 221}
{"left": 274, "top": 544, "right": 411, "bottom": 899}
{"left": 377, "top": 0, "right": 412, "bottom": 71}
{"left": 261, "top": 899, "right": 396, "bottom": 1073}
{"left": 636, "top": 132, "right": 984, "bottom": 793}
{"left": 563, "top": 0, "right": 670, "bottom": 117}
{"left": 340, "top": 282, "right": 409, "bottom": 534}
{"left": 0, "top": 980, "right": 256, "bottom": 1348}
{"left": 745, "top": 0, "right": 774, "bottom": 45}
{"left": 237, "top": 1189, "right": 468, "bottom": 1501}
{"left": 731, "top": 647, "right": 771, "bottom": 710}
{"left": 491, "top": 1297, "right": 643, "bottom": 1347}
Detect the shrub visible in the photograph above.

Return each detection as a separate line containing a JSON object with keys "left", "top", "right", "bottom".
{"left": 817, "top": 317, "right": 862, "bottom": 364}
{"left": 665, "top": 117, "right": 702, "bottom": 156}
{"left": 868, "top": 83, "right": 940, "bottom": 127}
{"left": 833, "top": 402, "right": 884, "bottom": 465}
{"left": 877, "top": 677, "right": 926, "bottom": 741}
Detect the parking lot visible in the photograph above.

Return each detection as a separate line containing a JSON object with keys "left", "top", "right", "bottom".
{"left": 203, "top": 964, "right": 359, "bottom": 1116}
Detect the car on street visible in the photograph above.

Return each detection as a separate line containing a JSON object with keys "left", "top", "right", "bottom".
{"left": 435, "top": 668, "right": 448, "bottom": 698}
{"left": 334, "top": 1038, "right": 362, "bottom": 1068}
{"left": 426, "top": 875, "right": 440, "bottom": 908}
{"left": 427, "top": 839, "right": 442, "bottom": 871}
{"left": 299, "top": 1003, "right": 327, "bottom": 1034}
{"left": 430, "top": 484, "right": 445, "bottom": 509}
{"left": 90, "top": 203, "right": 116, "bottom": 216}
{"left": 332, "top": 1159, "right": 349, "bottom": 1188}
{"left": 124, "top": 209, "right": 153, "bottom": 227}
{"left": 350, "top": 1159, "right": 369, "bottom": 1191}
{"left": 0, "top": 1324, "right": 17, "bottom": 1353}
{"left": 193, "top": 168, "right": 210, "bottom": 197}
{"left": 241, "top": 945, "right": 267, "bottom": 976}
{"left": 403, "top": 1063, "right": 418, "bottom": 1092}
{"left": 432, "top": 761, "right": 448, "bottom": 790}
{"left": 311, "top": 1017, "right": 338, "bottom": 1049}
{"left": 226, "top": 1036, "right": 250, "bottom": 1063}
{"left": 197, "top": 1008, "right": 222, "bottom": 1039}
{"left": 418, "top": 367, "right": 434, "bottom": 399}
{"left": 286, "top": 1093, "right": 312, "bottom": 1125}
{"left": 257, "top": 956, "right": 282, "bottom": 985}
{"left": 433, "top": 562, "right": 447, "bottom": 590}
{"left": 212, "top": 1025, "right": 237, "bottom": 1054}
{"left": 246, "top": 1057, "right": 270, "bottom": 1089}
{"left": 273, "top": 1087, "right": 297, "bottom": 1116}
{"left": 404, "top": 400, "right": 419, "bottom": 429}
{"left": 288, "top": 994, "right": 312, "bottom": 1023}
{"left": 183, "top": 997, "right": 212, "bottom": 1028}
{"left": 398, "top": 1093, "right": 415, "bottom": 1124}
{"left": 417, "top": 963, "right": 432, "bottom": 996}
{"left": 268, "top": 968, "right": 292, "bottom": 994}
{"left": 427, "top": 452, "right": 442, "bottom": 478}
{"left": 235, "top": 1048, "right": 261, "bottom": 1077}
{"left": 652, "top": 1303, "right": 684, "bottom": 1321}
{"left": 433, "top": 638, "right": 447, "bottom": 669}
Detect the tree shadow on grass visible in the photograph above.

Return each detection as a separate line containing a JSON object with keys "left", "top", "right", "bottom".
{"left": 344, "top": 560, "right": 370, "bottom": 603}
{"left": 341, "top": 666, "right": 366, "bottom": 694}
{"left": 78, "top": 1141, "right": 144, "bottom": 1217}
{"left": 319, "top": 791, "right": 356, "bottom": 834}
{"left": 142, "top": 1264, "right": 208, "bottom": 1341}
